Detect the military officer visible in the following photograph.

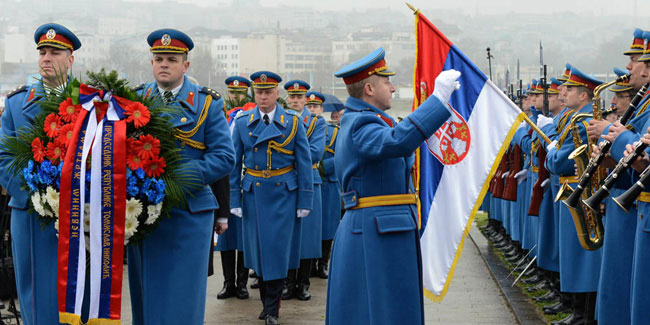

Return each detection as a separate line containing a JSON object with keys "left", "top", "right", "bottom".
{"left": 213, "top": 76, "right": 252, "bottom": 300}
{"left": 546, "top": 66, "right": 603, "bottom": 325}
{"left": 280, "top": 80, "right": 326, "bottom": 301}
{"left": 326, "top": 48, "right": 459, "bottom": 324}
{"left": 229, "top": 71, "right": 313, "bottom": 325}
{"left": 0, "top": 23, "right": 81, "bottom": 325}
{"left": 127, "top": 29, "right": 235, "bottom": 325}
{"left": 305, "top": 91, "right": 339, "bottom": 279}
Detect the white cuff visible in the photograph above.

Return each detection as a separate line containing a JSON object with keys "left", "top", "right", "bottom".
{"left": 216, "top": 217, "right": 228, "bottom": 224}
{"left": 547, "top": 140, "right": 558, "bottom": 151}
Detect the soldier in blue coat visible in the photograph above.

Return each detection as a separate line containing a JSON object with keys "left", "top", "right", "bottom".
{"left": 229, "top": 71, "right": 313, "bottom": 325}
{"left": 280, "top": 80, "right": 326, "bottom": 301}
{"left": 546, "top": 66, "right": 603, "bottom": 324}
{"left": 325, "top": 47, "right": 459, "bottom": 325}
{"left": 213, "top": 76, "right": 252, "bottom": 300}
{"left": 315, "top": 95, "right": 341, "bottom": 279}
{"left": 126, "top": 29, "right": 235, "bottom": 325}
{"left": 0, "top": 23, "right": 80, "bottom": 325}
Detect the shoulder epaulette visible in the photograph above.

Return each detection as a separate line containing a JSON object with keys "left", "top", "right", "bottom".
{"left": 235, "top": 110, "right": 251, "bottom": 119}
{"left": 286, "top": 110, "right": 300, "bottom": 117}
{"left": 6, "top": 85, "right": 27, "bottom": 99}
{"left": 133, "top": 83, "right": 145, "bottom": 91}
{"left": 200, "top": 87, "right": 221, "bottom": 100}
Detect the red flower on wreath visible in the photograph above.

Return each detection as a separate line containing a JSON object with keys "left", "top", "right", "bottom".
{"left": 125, "top": 102, "right": 151, "bottom": 128}
{"left": 136, "top": 134, "right": 161, "bottom": 160}
{"left": 58, "top": 98, "right": 80, "bottom": 123}
{"left": 143, "top": 156, "right": 166, "bottom": 177}
{"left": 31, "top": 138, "right": 46, "bottom": 163}
{"left": 46, "top": 140, "right": 66, "bottom": 163}
{"left": 127, "top": 153, "right": 144, "bottom": 170}
{"left": 44, "top": 113, "right": 62, "bottom": 138}
{"left": 58, "top": 124, "right": 75, "bottom": 147}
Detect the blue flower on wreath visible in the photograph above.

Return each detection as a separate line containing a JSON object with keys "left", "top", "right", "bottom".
{"left": 23, "top": 160, "right": 38, "bottom": 192}
{"left": 37, "top": 160, "right": 58, "bottom": 186}
{"left": 153, "top": 179, "right": 166, "bottom": 204}
{"left": 126, "top": 169, "right": 140, "bottom": 197}
{"left": 56, "top": 162, "right": 63, "bottom": 189}
{"left": 135, "top": 168, "right": 145, "bottom": 180}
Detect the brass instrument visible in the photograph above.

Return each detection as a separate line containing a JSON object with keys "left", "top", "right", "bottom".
{"left": 558, "top": 76, "right": 628, "bottom": 250}
{"left": 556, "top": 112, "right": 605, "bottom": 250}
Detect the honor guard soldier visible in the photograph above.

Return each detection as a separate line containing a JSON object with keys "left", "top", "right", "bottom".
{"left": 326, "top": 48, "right": 460, "bottom": 325}
{"left": 212, "top": 76, "right": 252, "bottom": 300}
{"left": 0, "top": 23, "right": 80, "bottom": 325}
{"left": 546, "top": 66, "right": 603, "bottom": 325}
{"left": 306, "top": 91, "right": 340, "bottom": 279}
{"left": 229, "top": 71, "right": 313, "bottom": 325}
{"left": 280, "top": 80, "right": 326, "bottom": 301}
{"left": 127, "top": 29, "right": 235, "bottom": 325}
{"left": 224, "top": 76, "right": 254, "bottom": 125}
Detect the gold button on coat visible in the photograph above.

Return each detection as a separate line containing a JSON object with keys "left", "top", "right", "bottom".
{"left": 180, "top": 117, "right": 187, "bottom": 123}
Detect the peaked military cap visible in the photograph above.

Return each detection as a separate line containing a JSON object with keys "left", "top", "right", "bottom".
{"left": 305, "top": 91, "right": 325, "bottom": 105}
{"left": 637, "top": 31, "right": 650, "bottom": 62}
{"left": 563, "top": 66, "right": 603, "bottom": 91}
{"left": 34, "top": 23, "right": 81, "bottom": 51}
{"left": 624, "top": 28, "right": 646, "bottom": 56}
{"left": 557, "top": 64, "right": 572, "bottom": 82}
{"left": 609, "top": 68, "right": 633, "bottom": 92}
{"left": 147, "top": 29, "right": 194, "bottom": 53}
{"left": 284, "top": 80, "right": 310, "bottom": 95}
{"left": 250, "top": 71, "right": 282, "bottom": 89}
{"left": 225, "top": 76, "right": 251, "bottom": 91}
{"left": 548, "top": 77, "right": 562, "bottom": 94}
{"left": 334, "top": 47, "right": 395, "bottom": 85}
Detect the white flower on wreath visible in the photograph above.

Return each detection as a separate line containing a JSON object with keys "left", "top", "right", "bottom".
{"left": 31, "top": 192, "right": 46, "bottom": 216}
{"left": 145, "top": 202, "right": 163, "bottom": 225}
{"left": 83, "top": 204, "right": 91, "bottom": 232}
{"left": 124, "top": 213, "right": 139, "bottom": 242}
{"left": 126, "top": 198, "right": 143, "bottom": 220}
{"left": 45, "top": 186, "right": 60, "bottom": 218}
{"left": 54, "top": 219, "right": 59, "bottom": 237}
{"left": 39, "top": 192, "right": 54, "bottom": 218}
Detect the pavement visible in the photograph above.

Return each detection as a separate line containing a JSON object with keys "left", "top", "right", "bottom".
{"left": 2, "top": 225, "right": 520, "bottom": 324}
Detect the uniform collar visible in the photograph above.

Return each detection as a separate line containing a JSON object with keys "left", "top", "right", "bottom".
{"left": 344, "top": 96, "right": 396, "bottom": 126}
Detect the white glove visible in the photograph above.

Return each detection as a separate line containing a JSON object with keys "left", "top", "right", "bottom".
{"left": 297, "top": 209, "right": 310, "bottom": 218}
{"left": 502, "top": 171, "right": 510, "bottom": 179}
{"left": 537, "top": 115, "right": 553, "bottom": 128}
{"left": 515, "top": 169, "right": 528, "bottom": 185}
{"left": 518, "top": 121, "right": 527, "bottom": 129}
{"left": 433, "top": 69, "right": 461, "bottom": 107}
{"left": 230, "top": 208, "right": 242, "bottom": 218}
{"left": 541, "top": 178, "right": 550, "bottom": 190}
{"left": 547, "top": 140, "right": 558, "bottom": 151}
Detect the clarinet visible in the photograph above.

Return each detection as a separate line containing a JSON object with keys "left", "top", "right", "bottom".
{"left": 564, "top": 83, "right": 648, "bottom": 209}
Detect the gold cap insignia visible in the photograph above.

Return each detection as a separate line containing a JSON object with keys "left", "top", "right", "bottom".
{"left": 46, "top": 29, "right": 56, "bottom": 40}
{"left": 310, "top": 94, "right": 316, "bottom": 100}
{"left": 161, "top": 34, "right": 171, "bottom": 46}
{"left": 293, "top": 83, "right": 300, "bottom": 89}
{"left": 233, "top": 80, "right": 239, "bottom": 86}
{"left": 260, "top": 74, "right": 267, "bottom": 82}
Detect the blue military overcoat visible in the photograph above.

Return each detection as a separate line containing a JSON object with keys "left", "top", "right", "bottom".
{"left": 127, "top": 76, "right": 235, "bottom": 325}
{"left": 298, "top": 109, "right": 326, "bottom": 259}
{"left": 326, "top": 95, "right": 450, "bottom": 325}
{"left": 0, "top": 82, "right": 59, "bottom": 325}
{"left": 321, "top": 123, "right": 341, "bottom": 240}
{"left": 230, "top": 103, "right": 313, "bottom": 280}
{"left": 546, "top": 103, "right": 602, "bottom": 292}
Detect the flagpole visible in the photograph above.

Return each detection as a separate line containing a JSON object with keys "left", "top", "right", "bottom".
{"left": 406, "top": 2, "right": 420, "bottom": 14}
{"left": 522, "top": 115, "right": 552, "bottom": 144}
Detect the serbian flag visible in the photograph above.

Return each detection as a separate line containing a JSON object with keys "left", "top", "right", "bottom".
{"left": 412, "top": 10, "right": 525, "bottom": 301}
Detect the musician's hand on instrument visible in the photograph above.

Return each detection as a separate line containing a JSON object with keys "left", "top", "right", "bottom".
{"left": 626, "top": 142, "right": 650, "bottom": 173}
{"left": 587, "top": 120, "right": 610, "bottom": 141}
{"left": 602, "top": 155, "right": 617, "bottom": 169}
{"left": 591, "top": 144, "right": 601, "bottom": 159}
{"left": 602, "top": 121, "right": 626, "bottom": 142}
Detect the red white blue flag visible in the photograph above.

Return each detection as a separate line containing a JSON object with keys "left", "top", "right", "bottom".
{"left": 412, "top": 10, "right": 525, "bottom": 301}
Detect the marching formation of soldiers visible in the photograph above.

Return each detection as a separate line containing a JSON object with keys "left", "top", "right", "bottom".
{"left": 483, "top": 28, "right": 650, "bottom": 325}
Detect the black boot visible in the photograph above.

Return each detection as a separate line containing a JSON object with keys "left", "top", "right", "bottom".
{"left": 296, "top": 259, "right": 312, "bottom": 301}
{"left": 217, "top": 250, "right": 237, "bottom": 299}
{"left": 281, "top": 269, "right": 297, "bottom": 300}
{"left": 582, "top": 292, "right": 597, "bottom": 325}
{"left": 544, "top": 292, "right": 572, "bottom": 315}
{"left": 236, "top": 251, "right": 249, "bottom": 299}
{"left": 317, "top": 240, "right": 332, "bottom": 279}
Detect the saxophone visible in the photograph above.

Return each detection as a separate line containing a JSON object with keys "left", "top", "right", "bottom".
{"left": 555, "top": 111, "right": 606, "bottom": 250}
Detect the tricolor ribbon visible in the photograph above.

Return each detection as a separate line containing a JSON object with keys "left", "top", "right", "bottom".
{"left": 58, "top": 85, "right": 128, "bottom": 324}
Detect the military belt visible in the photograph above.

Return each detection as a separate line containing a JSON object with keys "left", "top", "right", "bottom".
{"left": 349, "top": 194, "right": 418, "bottom": 210}
{"left": 638, "top": 192, "right": 650, "bottom": 203}
{"left": 559, "top": 175, "right": 579, "bottom": 184}
{"left": 246, "top": 165, "right": 294, "bottom": 178}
